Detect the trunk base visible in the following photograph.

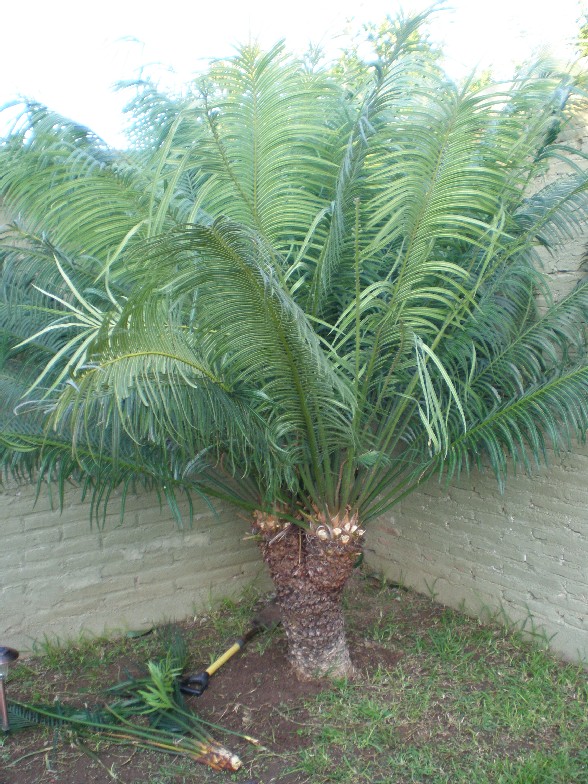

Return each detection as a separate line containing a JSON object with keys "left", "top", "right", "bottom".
{"left": 254, "top": 515, "right": 361, "bottom": 680}
{"left": 286, "top": 628, "right": 355, "bottom": 681}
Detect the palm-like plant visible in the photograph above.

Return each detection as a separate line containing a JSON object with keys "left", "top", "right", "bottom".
{"left": 2, "top": 15, "right": 588, "bottom": 678}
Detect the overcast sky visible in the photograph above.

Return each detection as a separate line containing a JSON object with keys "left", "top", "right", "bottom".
{"left": 1, "top": 0, "right": 585, "bottom": 146}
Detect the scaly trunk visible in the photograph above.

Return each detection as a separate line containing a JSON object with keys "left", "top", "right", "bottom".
{"left": 253, "top": 510, "right": 364, "bottom": 680}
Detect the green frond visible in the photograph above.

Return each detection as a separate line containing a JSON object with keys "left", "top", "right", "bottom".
{"left": 2, "top": 12, "right": 588, "bottom": 529}
{"left": 441, "top": 364, "right": 588, "bottom": 491}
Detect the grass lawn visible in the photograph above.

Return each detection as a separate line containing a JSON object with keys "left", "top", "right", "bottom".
{"left": 1, "top": 572, "right": 587, "bottom": 783}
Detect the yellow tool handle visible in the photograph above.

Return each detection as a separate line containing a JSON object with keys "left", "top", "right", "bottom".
{"left": 206, "top": 642, "right": 243, "bottom": 676}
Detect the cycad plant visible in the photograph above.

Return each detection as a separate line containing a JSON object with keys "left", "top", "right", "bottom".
{"left": 2, "top": 14, "right": 588, "bottom": 679}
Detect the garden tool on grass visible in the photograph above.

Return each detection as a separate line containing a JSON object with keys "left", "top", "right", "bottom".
{"left": 180, "top": 603, "right": 281, "bottom": 696}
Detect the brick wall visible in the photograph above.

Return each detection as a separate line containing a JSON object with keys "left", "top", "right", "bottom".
{"left": 365, "top": 445, "right": 588, "bottom": 663}
{"left": 0, "top": 480, "right": 270, "bottom": 652}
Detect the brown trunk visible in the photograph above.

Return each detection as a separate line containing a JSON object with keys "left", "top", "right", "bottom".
{"left": 253, "top": 514, "right": 361, "bottom": 680}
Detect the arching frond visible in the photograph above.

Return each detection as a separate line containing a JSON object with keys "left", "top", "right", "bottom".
{"left": 2, "top": 13, "right": 588, "bottom": 528}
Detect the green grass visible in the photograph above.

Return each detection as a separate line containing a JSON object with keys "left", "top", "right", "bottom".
{"left": 277, "top": 583, "right": 588, "bottom": 784}
{"left": 284, "top": 663, "right": 588, "bottom": 784}
{"left": 4, "top": 577, "right": 587, "bottom": 784}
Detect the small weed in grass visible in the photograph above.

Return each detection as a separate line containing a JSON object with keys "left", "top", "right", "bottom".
{"left": 490, "top": 748, "right": 588, "bottom": 783}
{"left": 414, "top": 623, "right": 473, "bottom": 662}
{"left": 207, "top": 586, "right": 263, "bottom": 638}
{"left": 366, "top": 609, "right": 397, "bottom": 642}
{"left": 32, "top": 633, "right": 115, "bottom": 675}
{"left": 386, "top": 745, "right": 442, "bottom": 780}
